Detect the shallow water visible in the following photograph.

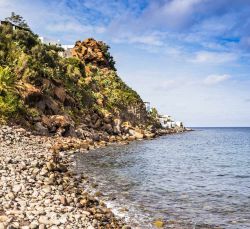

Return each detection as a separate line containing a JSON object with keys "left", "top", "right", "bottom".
{"left": 76, "top": 128, "right": 250, "bottom": 228}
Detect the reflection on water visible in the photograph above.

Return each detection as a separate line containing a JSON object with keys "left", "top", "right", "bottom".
{"left": 76, "top": 128, "right": 250, "bottom": 228}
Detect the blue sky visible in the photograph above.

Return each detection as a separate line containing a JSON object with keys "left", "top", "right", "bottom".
{"left": 1, "top": 0, "right": 250, "bottom": 126}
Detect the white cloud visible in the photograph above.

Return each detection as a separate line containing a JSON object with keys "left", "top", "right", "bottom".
{"left": 46, "top": 22, "right": 106, "bottom": 34}
{"left": 203, "top": 74, "right": 231, "bottom": 85}
{"left": 140, "top": 0, "right": 204, "bottom": 30}
{"left": 164, "top": 0, "right": 202, "bottom": 17}
{"left": 190, "top": 51, "right": 238, "bottom": 64}
{"left": 112, "top": 33, "right": 164, "bottom": 46}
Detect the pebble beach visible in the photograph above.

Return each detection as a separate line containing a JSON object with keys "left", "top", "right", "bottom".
{"left": 0, "top": 125, "right": 130, "bottom": 229}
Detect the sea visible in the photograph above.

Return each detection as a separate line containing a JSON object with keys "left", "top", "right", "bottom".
{"left": 76, "top": 128, "right": 250, "bottom": 228}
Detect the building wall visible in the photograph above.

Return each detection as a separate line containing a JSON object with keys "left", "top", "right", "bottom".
{"left": 39, "top": 36, "right": 60, "bottom": 46}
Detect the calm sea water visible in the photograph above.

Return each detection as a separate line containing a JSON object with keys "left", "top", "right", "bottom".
{"left": 76, "top": 128, "right": 250, "bottom": 228}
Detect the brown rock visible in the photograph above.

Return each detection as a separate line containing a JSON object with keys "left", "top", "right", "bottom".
{"left": 54, "top": 87, "right": 66, "bottom": 103}
{"left": 128, "top": 136, "right": 136, "bottom": 141}
{"left": 103, "top": 123, "right": 113, "bottom": 134}
{"left": 79, "top": 142, "right": 89, "bottom": 150}
{"left": 109, "top": 136, "right": 116, "bottom": 142}
{"left": 80, "top": 198, "right": 88, "bottom": 206}
{"left": 46, "top": 161, "right": 56, "bottom": 171}
{"left": 60, "top": 196, "right": 68, "bottom": 206}
{"left": 94, "top": 119, "right": 102, "bottom": 129}
{"left": 34, "top": 122, "right": 49, "bottom": 136}
{"left": 129, "top": 129, "right": 144, "bottom": 139}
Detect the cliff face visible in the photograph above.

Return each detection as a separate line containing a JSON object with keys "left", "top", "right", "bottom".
{"left": 0, "top": 23, "right": 149, "bottom": 137}
{"left": 71, "top": 38, "right": 148, "bottom": 125}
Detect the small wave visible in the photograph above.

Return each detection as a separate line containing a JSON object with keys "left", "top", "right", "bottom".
{"left": 234, "top": 175, "right": 250, "bottom": 178}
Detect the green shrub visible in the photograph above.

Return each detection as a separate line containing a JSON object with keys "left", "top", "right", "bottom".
{"left": 0, "top": 66, "right": 16, "bottom": 93}
{"left": 0, "top": 66, "right": 21, "bottom": 118}
{"left": 0, "top": 92, "right": 21, "bottom": 117}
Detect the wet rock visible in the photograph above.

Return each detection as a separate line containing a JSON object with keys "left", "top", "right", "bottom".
{"left": 129, "top": 129, "right": 144, "bottom": 139}
{"left": 153, "top": 220, "right": 164, "bottom": 228}
{"left": 122, "top": 226, "right": 132, "bottom": 229}
{"left": 127, "top": 136, "right": 136, "bottom": 141}
{"left": 144, "top": 132, "right": 156, "bottom": 139}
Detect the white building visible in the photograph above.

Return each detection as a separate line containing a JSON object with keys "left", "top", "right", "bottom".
{"left": 159, "top": 115, "right": 174, "bottom": 128}
{"left": 59, "top": 45, "right": 74, "bottom": 58}
{"left": 39, "top": 37, "right": 74, "bottom": 58}
{"left": 175, "top": 121, "right": 183, "bottom": 128}
{"left": 158, "top": 115, "right": 184, "bottom": 129}
{"left": 144, "top": 102, "right": 151, "bottom": 112}
{"left": 39, "top": 36, "right": 60, "bottom": 46}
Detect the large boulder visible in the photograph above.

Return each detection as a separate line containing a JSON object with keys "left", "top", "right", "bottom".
{"left": 41, "top": 115, "right": 76, "bottom": 137}
{"left": 102, "top": 123, "right": 113, "bottom": 134}
{"left": 113, "top": 118, "right": 122, "bottom": 134}
{"left": 128, "top": 129, "right": 144, "bottom": 139}
{"left": 34, "top": 122, "right": 49, "bottom": 136}
{"left": 21, "top": 83, "right": 60, "bottom": 115}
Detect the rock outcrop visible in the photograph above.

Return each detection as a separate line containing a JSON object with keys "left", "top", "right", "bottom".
{"left": 71, "top": 38, "right": 115, "bottom": 70}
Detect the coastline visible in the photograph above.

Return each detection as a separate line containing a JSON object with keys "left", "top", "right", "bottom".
{"left": 0, "top": 125, "right": 189, "bottom": 229}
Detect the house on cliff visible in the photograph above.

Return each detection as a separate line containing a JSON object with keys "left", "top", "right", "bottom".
{"left": 144, "top": 102, "right": 151, "bottom": 112}
{"left": 159, "top": 115, "right": 175, "bottom": 128}
{"left": 158, "top": 115, "right": 183, "bottom": 128}
{"left": 38, "top": 37, "right": 74, "bottom": 58}
{"left": 0, "top": 20, "right": 30, "bottom": 31}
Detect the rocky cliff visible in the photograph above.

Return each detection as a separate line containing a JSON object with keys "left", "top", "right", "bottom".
{"left": 0, "top": 22, "right": 155, "bottom": 139}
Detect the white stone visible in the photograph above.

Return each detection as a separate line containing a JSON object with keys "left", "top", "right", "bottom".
{"left": 13, "top": 184, "right": 21, "bottom": 193}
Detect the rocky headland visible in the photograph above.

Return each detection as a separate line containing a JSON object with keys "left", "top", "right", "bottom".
{"left": 0, "top": 16, "right": 188, "bottom": 228}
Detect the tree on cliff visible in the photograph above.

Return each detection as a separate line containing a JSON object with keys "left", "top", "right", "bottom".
{"left": 5, "top": 12, "right": 30, "bottom": 30}
{"left": 150, "top": 107, "right": 159, "bottom": 119}
{"left": 100, "top": 43, "right": 116, "bottom": 71}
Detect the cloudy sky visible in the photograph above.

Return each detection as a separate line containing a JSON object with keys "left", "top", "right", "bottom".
{"left": 1, "top": 0, "right": 250, "bottom": 126}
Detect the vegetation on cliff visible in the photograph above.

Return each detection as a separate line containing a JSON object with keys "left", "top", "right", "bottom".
{"left": 0, "top": 13, "right": 155, "bottom": 136}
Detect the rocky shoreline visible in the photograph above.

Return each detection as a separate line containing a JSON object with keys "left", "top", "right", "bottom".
{"left": 0, "top": 125, "right": 188, "bottom": 229}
